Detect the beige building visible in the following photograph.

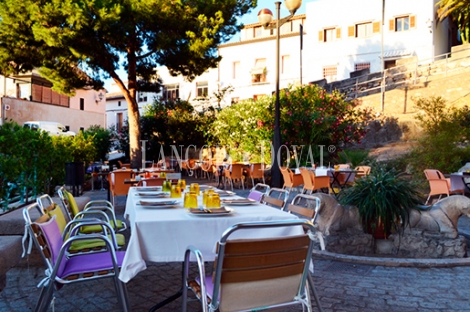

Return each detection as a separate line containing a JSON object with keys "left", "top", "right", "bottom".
{"left": 0, "top": 73, "right": 106, "bottom": 132}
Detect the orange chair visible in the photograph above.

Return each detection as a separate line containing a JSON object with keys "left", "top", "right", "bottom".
{"left": 355, "top": 166, "right": 371, "bottom": 179}
{"left": 424, "top": 169, "right": 464, "bottom": 205}
{"left": 300, "top": 167, "right": 330, "bottom": 194}
{"left": 224, "top": 163, "right": 245, "bottom": 190}
{"left": 109, "top": 170, "right": 134, "bottom": 206}
{"left": 246, "top": 163, "right": 265, "bottom": 188}
{"left": 280, "top": 167, "right": 303, "bottom": 193}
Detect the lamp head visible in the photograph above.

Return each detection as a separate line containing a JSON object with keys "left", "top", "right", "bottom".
{"left": 258, "top": 8, "right": 273, "bottom": 27}
{"left": 284, "top": 0, "right": 302, "bottom": 15}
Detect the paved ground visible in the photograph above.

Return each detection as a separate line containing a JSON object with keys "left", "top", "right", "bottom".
{"left": 2, "top": 176, "right": 470, "bottom": 312}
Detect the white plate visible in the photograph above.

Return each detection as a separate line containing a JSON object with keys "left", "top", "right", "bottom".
{"left": 136, "top": 192, "right": 169, "bottom": 198}
{"left": 221, "top": 199, "right": 257, "bottom": 206}
{"left": 187, "top": 207, "right": 234, "bottom": 217}
{"left": 135, "top": 187, "right": 161, "bottom": 191}
{"left": 137, "top": 200, "right": 178, "bottom": 208}
{"left": 214, "top": 190, "right": 236, "bottom": 197}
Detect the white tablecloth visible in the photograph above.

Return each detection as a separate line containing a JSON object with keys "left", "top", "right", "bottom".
{"left": 119, "top": 187, "right": 301, "bottom": 282}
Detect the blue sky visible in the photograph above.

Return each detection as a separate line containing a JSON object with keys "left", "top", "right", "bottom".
{"left": 105, "top": 1, "right": 311, "bottom": 90}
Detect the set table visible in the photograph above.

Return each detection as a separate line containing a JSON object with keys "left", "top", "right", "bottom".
{"left": 119, "top": 186, "right": 302, "bottom": 283}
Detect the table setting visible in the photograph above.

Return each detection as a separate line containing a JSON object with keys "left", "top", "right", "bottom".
{"left": 119, "top": 181, "right": 303, "bottom": 283}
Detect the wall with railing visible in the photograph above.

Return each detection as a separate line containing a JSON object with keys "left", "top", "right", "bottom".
{"left": 315, "top": 44, "right": 470, "bottom": 103}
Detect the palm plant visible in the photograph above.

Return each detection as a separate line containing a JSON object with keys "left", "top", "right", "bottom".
{"left": 339, "top": 166, "right": 422, "bottom": 238}
{"left": 437, "top": 0, "right": 470, "bottom": 43}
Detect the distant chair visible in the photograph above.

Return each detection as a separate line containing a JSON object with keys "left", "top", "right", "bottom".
{"left": 300, "top": 167, "right": 330, "bottom": 194}
{"left": 108, "top": 170, "right": 133, "bottom": 206}
{"left": 261, "top": 187, "right": 289, "bottom": 210}
{"left": 224, "top": 163, "right": 245, "bottom": 190}
{"left": 247, "top": 183, "right": 270, "bottom": 202}
{"left": 424, "top": 169, "right": 465, "bottom": 205}
{"left": 246, "top": 163, "right": 266, "bottom": 188}
{"left": 280, "top": 167, "right": 303, "bottom": 193}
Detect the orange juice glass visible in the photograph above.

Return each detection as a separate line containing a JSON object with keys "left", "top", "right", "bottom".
{"left": 189, "top": 183, "right": 200, "bottom": 195}
{"left": 206, "top": 193, "right": 221, "bottom": 209}
{"left": 184, "top": 192, "right": 198, "bottom": 208}
{"left": 170, "top": 185, "right": 182, "bottom": 198}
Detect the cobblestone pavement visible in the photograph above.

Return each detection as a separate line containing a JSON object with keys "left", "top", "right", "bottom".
{"left": 2, "top": 177, "right": 470, "bottom": 311}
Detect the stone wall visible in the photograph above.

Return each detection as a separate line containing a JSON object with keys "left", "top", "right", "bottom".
{"left": 391, "top": 230, "right": 468, "bottom": 258}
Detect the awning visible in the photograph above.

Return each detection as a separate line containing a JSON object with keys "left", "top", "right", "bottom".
{"left": 381, "top": 49, "right": 413, "bottom": 59}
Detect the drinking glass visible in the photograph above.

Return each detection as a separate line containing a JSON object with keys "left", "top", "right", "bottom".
{"left": 189, "top": 183, "right": 200, "bottom": 195}
{"left": 177, "top": 179, "right": 187, "bottom": 191}
{"left": 184, "top": 191, "right": 198, "bottom": 208}
{"left": 202, "top": 189, "right": 215, "bottom": 207}
{"left": 206, "top": 193, "right": 221, "bottom": 209}
{"left": 170, "top": 185, "right": 182, "bottom": 198}
{"left": 162, "top": 180, "right": 172, "bottom": 192}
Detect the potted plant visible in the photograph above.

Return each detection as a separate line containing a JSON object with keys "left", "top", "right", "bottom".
{"left": 339, "top": 166, "right": 422, "bottom": 239}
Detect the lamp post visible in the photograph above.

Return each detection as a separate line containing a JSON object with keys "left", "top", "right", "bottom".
{"left": 258, "top": 0, "right": 302, "bottom": 188}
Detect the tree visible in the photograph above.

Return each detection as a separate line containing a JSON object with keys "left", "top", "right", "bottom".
{"left": 0, "top": 0, "right": 256, "bottom": 167}
{"left": 436, "top": 0, "right": 470, "bottom": 43}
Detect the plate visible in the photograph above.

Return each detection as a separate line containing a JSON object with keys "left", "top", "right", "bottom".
{"left": 135, "top": 187, "right": 161, "bottom": 191}
{"left": 187, "top": 207, "right": 234, "bottom": 216}
{"left": 214, "top": 190, "right": 236, "bottom": 197}
{"left": 221, "top": 198, "right": 257, "bottom": 206}
{"left": 136, "top": 192, "right": 169, "bottom": 198}
{"left": 138, "top": 200, "right": 178, "bottom": 208}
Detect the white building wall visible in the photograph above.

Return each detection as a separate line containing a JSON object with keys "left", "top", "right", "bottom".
{"left": 306, "top": 0, "right": 443, "bottom": 82}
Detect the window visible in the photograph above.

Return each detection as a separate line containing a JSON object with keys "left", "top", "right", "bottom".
{"left": 251, "top": 58, "right": 267, "bottom": 83}
{"left": 323, "top": 28, "right": 335, "bottom": 42}
{"left": 138, "top": 92, "right": 147, "bottom": 102}
{"left": 233, "top": 61, "right": 240, "bottom": 79}
{"left": 116, "top": 113, "right": 123, "bottom": 132}
{"left": 323, "top": 66, "right": 337, "bottom": 82}
{"left": 197, "top": 81, "right": 208, "bottom": 98}
{"left": 80, "top": 98, "right": 84, "bottom": 110}
{"left": 163, "top": 84, "right": 179, "bottom": 101}
{"left": 390, "top": 15, "right": 415, "bottom": 32}
{"left": 282, "top": 55, "right": 290, "bottom": 74}
{"left": 356, "top": 22, "right": 372, "bottom": 38}
{"left": 355, "top": 63, "right": 370, "bottom": 71}
{"left": 118, "top": 101, "right": 121, "bottom": 107}
{"left": 396, "top": 16, "right": 409, "bottom": 31}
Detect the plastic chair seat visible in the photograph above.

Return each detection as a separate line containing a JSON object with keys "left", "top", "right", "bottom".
{"left": 80, "top": 219, "right": 125, "bottom": 234}
{"left": 68, "top": 234, "right": 126, "bottom": 251}
{"left": 60, "top": 251, "right": 126, "bottom": 279}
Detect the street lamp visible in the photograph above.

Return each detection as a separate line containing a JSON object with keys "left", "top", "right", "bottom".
{"left": 258, "top": 0, "right": 302, "bottom": 188}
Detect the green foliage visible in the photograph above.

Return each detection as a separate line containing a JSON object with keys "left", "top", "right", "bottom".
{"left": 409, "top": 96, "right": 470, "bottom": 174}
{"left": 210, "top": 97, "right": 273, "bottom": 162}
{"left": 340, "top": 166, "right": 422, "bottom": 237}
{"left": 84, "top": 125, "right": 112, "bottom": 161}
{"left": 139, "top": 99, "right": 216, "bottom": 159}
{"left": 210, "top": 84, "right": 372, "bottom": 164}
{"left": 338, "top": 149, "right": 370, "bottom": 167}
{"left": 0, "top": 121, "right": 100, "bottom": 206}
{"left": 437, "top": 0, "right": 470, "bottom": 43}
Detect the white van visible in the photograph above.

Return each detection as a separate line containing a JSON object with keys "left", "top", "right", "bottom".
{"left": 23, "top": 121, "right": 76, "bottom": 136}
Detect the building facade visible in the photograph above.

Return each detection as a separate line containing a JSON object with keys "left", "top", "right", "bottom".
{"left": 105, "top": 0, "right": 452, "bottom": 119}
{"left": 306, "top": 0, "right": 449, "bottom": 83}
{"left": 0, "top": 73, "right": 106, "bottom": 132}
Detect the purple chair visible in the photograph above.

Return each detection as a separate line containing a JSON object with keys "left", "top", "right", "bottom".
{"left": 23, "top": 203, "right": 130, "bottom": 312}
{"left": 247, "top": 183, "right": 271, "bottom": 202}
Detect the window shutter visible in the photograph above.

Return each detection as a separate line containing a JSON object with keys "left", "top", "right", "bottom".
{"left": 373, "top": 21, "right": 381, "bottom": 33}
{"left": 348, "top": 26, "right": 355, "bottom": 37}
{"left": 318, "top": 30, "right": 324, "bottom": 42}
{"left": 389, "top": 19, "right": 395, "bottom": 31}
{"left": 336, "top": 27, "right": 341, "bottom": 39}
{"left": 410, "top": 15, "right": 416, "bottom": 28}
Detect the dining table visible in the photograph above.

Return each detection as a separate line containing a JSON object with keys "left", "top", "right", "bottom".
{"left": 314, "top": 167, "right": 358, "bottom": 195}
{"left": 119, "top": 186, "right": 303, "bottom": 284}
